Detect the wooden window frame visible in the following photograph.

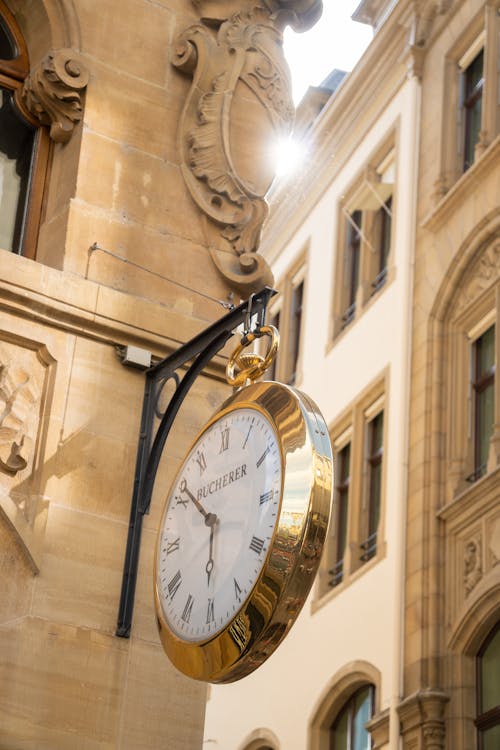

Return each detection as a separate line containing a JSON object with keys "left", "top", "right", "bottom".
{"left": 0, "top": 0, "right": 50, "bottom": 259}
{"left": 470, "top": 325, "right": 496, "bottom": 481}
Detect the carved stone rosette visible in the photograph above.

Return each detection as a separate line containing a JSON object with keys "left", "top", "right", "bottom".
{"left": 173, "top": 1, "right": 322, "bottom": 294}
{"left": 21, "top": 48, "right": 89, "bottom": 143}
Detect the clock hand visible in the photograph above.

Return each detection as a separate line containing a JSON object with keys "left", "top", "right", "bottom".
{"left": 206, "top": 520, "right": 215, "bottom": 587}
{"left": 179, "top": 478, "right": 210, "bottom": 519}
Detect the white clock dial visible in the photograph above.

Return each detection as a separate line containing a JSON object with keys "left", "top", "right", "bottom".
{"left": 156, "top": 407, "right": 282, "bottom": 643}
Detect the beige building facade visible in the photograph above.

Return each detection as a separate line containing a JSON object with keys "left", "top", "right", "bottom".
{"left": 0, "top": 0, "right": 322, "bottom": 747}
{"left": 204, "top": 1, "right": 500, "bottom": 749}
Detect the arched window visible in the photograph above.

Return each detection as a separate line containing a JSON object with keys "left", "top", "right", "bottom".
{"left": 477, "top": 623, "right": 500, "bottom": 750}
{"left": 330, "top": 685, "right": 374, "bottom": 750}
{"left": 0, "top": 0, "right": 49, "bottom": 257}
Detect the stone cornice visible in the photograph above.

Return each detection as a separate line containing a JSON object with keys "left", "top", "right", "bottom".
{"left": 0, "top": 252, "right": 230, "bottom": 379}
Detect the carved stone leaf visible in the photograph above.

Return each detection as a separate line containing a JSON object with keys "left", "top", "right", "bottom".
{"left": 454, "top": 242, "right": 500, "bottom": 316}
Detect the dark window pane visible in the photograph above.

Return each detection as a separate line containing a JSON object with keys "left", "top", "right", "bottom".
{"left": 363, "top": 411, "right": 383, "bottom": 560}
{"left": 288, "top": 281, "right": 303, "bottom": 384}
{"left": 473, "top": 326, "right": 495, "bottom": 478}
{"left": 463, "top": 49, "right": 484, "bottom": 171}
{"left": 481, "top": 627, "right": 500, "bottom": 713}
{"left": 0, "top": 86, "right": 36, "bottom": 253}
{"left": 0, "top": 16, "right": 16, "bottom": 59}
{"left": 330, "top": 442, "right": 350, "bottom": 587}
{"left": 343, "top": 211, "right": 361, "bottom": 326}
{"left": 268, "top": 309, "right": 280, "bottom": 381}
{"left": 331, "top": 705, "right": 349, "bottom": 750}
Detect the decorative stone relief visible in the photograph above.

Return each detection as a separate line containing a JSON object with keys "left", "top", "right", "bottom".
{"left": 21, "top": 48, "right": 89, "bottom": 143}
{"left": 454, "top": 241, "right": 500, "bottom": 316}
{"left": 463, "top": 536, "right": 482, "bottom": 596}
{"left": 173, "top": 0, "right": 322, "bottom": 294}
{"left": 403, "top": 0, "right": 452, "bottom": 79}
{"left": 0, "top": 342, "right": 47, "bottom": 529}
{"left": 487, "top": 517, "right": 500, "bottom": 567}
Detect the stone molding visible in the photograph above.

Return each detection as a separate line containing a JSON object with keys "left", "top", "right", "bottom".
{"left": 21, "top": 47, "right": 89, "bottom": 143}
{"left": 173, "top": 1, "right": 321, "bottom": 293}
{"left": 365, "top": 708, "right": 390, "bottom": 748}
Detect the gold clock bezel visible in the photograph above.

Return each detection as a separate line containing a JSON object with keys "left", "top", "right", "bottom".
{"left": 154, "top": 380, "right": 333, "bottom": 684}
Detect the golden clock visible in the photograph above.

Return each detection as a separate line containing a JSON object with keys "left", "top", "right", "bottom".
{"left": 154, "top": 329, "right": 333, "bottom": 683}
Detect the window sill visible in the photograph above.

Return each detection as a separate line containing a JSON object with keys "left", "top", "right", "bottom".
{"left": 437, "top": 464, "right": 500, "bottom": 524}
{"left": 326, "top": 269, "right": 395, "bottom": 356}
{"left": 311, "top": 540, "right": 387, "bottom": 614}
{"left": 422, "top": 134, "right": 500, "bottom": 233}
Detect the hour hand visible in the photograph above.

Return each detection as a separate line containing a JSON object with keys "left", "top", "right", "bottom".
{"left": 205, "top": 512, "right": 217, "bottom": 587}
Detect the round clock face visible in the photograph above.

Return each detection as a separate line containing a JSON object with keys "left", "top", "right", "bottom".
{"left": 156, "top": 407, "right": 282, "bottom": 643}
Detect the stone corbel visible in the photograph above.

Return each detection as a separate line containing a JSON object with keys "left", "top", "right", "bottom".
{"left": 398, "top": 689, "right": 449, "bottom": 750}
{"left": 21, "top": 48, "right": 89, "bottom": 143}
{"left": 173, "top": 1, "right": 322, "bottom": 294}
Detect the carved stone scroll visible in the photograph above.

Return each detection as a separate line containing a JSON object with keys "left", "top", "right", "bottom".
{"left": 173, "top": 1, "right": 322, "bottom": 294}
{"left": 454, "top": 241, "right": 500, "bottom": 316}
{"left": 0, "top": 355, "right": 39, "bottom": 480}
{"left": 463, "top": 536, "right": 482, "bottom": 596}
{"left": 21, "top": 48, "right": 89, "bottom": 143}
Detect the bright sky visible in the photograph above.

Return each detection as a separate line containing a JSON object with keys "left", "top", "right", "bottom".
{"left": 283, "top": 1, "right": 373, "bottom": 104}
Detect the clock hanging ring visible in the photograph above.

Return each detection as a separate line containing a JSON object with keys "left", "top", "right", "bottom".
{"left": 154, "top": 315, "right": 333, "bottom": 683}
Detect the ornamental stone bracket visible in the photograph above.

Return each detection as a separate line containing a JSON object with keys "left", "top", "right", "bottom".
{"left": 21, "top": 48, "right": 89, "bottom": 144}
{"left": 398, "top": 689, "right": 450, "bottom": 750}
{"left": 173, "top": 0, "right": 322, "bottom": 295}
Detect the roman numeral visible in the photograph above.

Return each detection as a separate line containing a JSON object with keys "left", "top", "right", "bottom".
{"left": 256, "top": 446, "right": 270, "bottom": 468}
{"left": 195, "top": 450, "right": 207, "bottom": 474}
{"left": 219, "top": 427, "right": 230, "bottom": 453}
{"left": 181, "top": 594, "right": 194, "bottom": 623}
{"left": 249, "top": 536, "right": 265, "bottom": 555}
{"left": 259, "top": 490, "right": 274, "bottom": 505}
{"left": 167, "top": 570, "right": 182, "bottom": 599}
{"left": 234, "top": 578, "right": 242, "bottom": 599}
{"left": 206, "top": 598, "right": 215, "bottom": 624}
{"left": 166, "top": 537, "right": 180, "bottom": 555}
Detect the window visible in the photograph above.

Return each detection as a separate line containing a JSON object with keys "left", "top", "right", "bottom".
{"left": 360, "top": 411, "right": 383, "bottom": 562}
{"left": 329, "top": 441, "right": 350, "bottom": 587}
{"left": 437, "top": 9, "right": 500, "bottom": 195}
{"left": 0, "top": 0, "right": 49, "bottom": 257}
{"left": 321, "top": 378, "right": 386, "bottom": 596}
{"left": 471, "top": 325, "right": 495, "bottom": 481}
{"left": 330, "top": 685, "right": 374, "bottom": 750}
{"left": 266, "top": 258, "right": 307, "bottom": 385}
{"left": 342, "top": 211, "right": 362, "bottom": 327}
{"left": 476, "top": 623, "right": 500, "bottom": 750}
{"left": 462, "top": 49, "right": 484, "bottom": 172}
{"left": 333, "top": 141, "right": 395, "bottom": 338}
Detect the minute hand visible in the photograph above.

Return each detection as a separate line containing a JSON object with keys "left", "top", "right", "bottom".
{"left": 179, "top": 479, "right": 209, "bottom": 519}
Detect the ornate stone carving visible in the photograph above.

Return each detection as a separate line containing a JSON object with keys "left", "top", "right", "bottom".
{"left": 455, "top": 241, "right": 500, "bottom": 316}
{"left": 0, "top": 356, "right": 38, "bottom": 478}
{"left": 21, "top": 48, "right": 89, "bottom": 143}
{"left": 488, "top": 517, "right": 500, "bottom": 567}
{"left": 464, "top": 536, "right": 482, "bottom": 595}
{"left": 173, "top": 1, "right": 322, "bottom": 294}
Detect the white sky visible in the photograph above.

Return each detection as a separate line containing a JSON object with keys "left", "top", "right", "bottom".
{"left": 283, "top": 1, "right": 373, "bottom": 104}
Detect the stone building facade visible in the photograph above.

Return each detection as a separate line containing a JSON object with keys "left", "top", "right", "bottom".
{"left": 0, "top": 0, "right": 322, "bottom": 747}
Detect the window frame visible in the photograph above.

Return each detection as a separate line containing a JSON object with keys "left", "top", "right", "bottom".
{"left": 329, "top": 684, "right": 375, "bottom": 750}
{"left": 319, "top": 375, "right": 387, "bottom": 599}
{"left": 0, "top": 0, "right": 50, "bottom": 259}
{"left": 332, "top": 138, "right": 396, "bottom": 341}
{"left": 266, "top": 254, "right": 307, "bottom": 387}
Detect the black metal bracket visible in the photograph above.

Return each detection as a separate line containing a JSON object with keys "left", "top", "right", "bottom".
{"left": 116, "top": 287, "right": 277, "bottom": 637}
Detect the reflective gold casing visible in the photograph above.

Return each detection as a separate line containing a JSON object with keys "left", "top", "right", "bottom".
{"left": 154, "top": 381, "right": 333, "bottom": 684}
